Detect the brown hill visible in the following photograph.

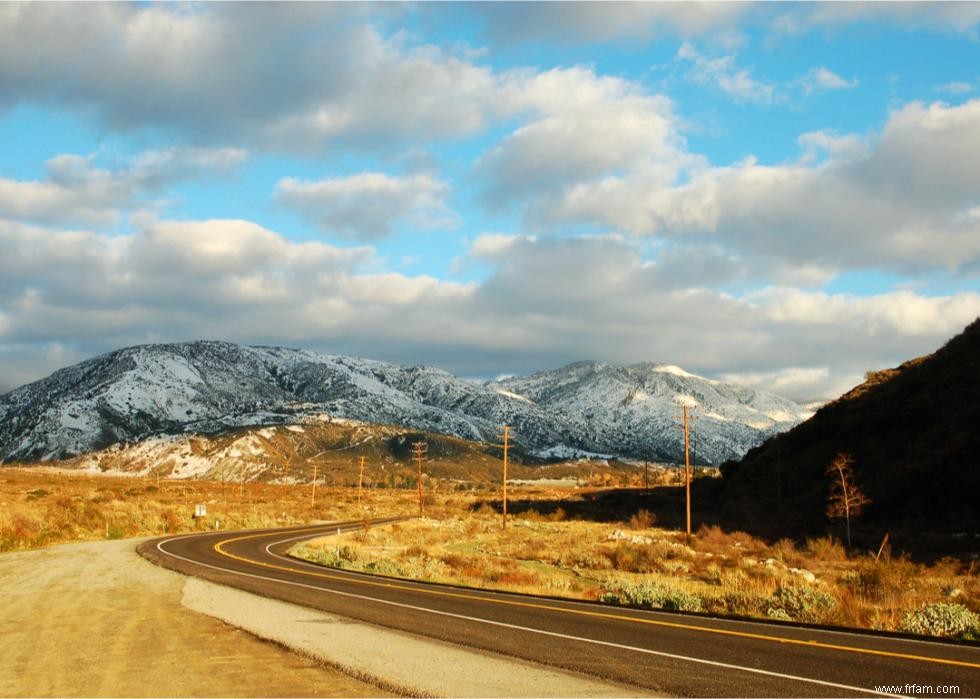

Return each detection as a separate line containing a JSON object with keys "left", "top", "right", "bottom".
{"left": 12, "top": 417, "right": 647, "bottom": 488}
{"left": 720, "top": 317, "right": 980, "bottom": 540}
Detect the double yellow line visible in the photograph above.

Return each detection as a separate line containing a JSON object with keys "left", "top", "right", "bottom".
{"left": 213, "top": 525, "right": 980, "bottom": 671}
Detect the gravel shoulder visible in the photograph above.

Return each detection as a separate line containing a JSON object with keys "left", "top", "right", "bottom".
{"left": 0, "top": 538, "right": 387, "bottom": 698}
{"left": 1, "top": 537, "right": 649, "bottom": 698}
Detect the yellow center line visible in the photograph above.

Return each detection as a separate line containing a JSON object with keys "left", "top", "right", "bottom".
{"left": 212, "top": 526, "right": 980, "bottom": 671}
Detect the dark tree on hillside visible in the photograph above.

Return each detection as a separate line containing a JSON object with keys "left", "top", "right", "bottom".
{"left": 826, "top": 452, "right": 870, "bottom": 551}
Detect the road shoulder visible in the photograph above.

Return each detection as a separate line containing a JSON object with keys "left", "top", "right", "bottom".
{"left": 182, "top": 573, "right": 654, "bottom": 697}
{"left": 0, "top": 538, "right": 387, "bottom": 698}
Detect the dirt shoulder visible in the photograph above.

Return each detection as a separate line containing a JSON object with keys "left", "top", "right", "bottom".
{"left": 0, "top": 537, "right": 387, "bottom": 698}
{"left": 1, "top": 536, "right": 649, "bottom": 698}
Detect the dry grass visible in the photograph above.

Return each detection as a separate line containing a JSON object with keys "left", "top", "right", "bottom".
{"left": 4, "top": 468, "right": 977, "bottom": 640}
{"left": 0, "top": 467, "right": 421, "bottom": 551}
{"left": 294, "top": 495, "right": 980, "bottom": 640}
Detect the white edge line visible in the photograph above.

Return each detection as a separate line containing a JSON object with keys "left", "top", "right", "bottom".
{"left": 155, "top": 532, "right": 900, "bottom": 698}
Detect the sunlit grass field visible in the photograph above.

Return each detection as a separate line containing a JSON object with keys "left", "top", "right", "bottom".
{"left": 2, "top": 466, "right": 977, "bottom": 640}
{"left": 294, "top": 498, "right": 980, "bottom": 640}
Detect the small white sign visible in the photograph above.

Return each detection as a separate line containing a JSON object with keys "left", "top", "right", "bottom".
{"left": 194, "top": 503, "right": 207, "bottom": 518}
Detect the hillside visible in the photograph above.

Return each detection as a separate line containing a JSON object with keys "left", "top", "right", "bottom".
{"left": 720, "top": 317, "right": 980, "bottom": 536}
{"left": 0, "top": 342, "right": 811, "bottom": 465}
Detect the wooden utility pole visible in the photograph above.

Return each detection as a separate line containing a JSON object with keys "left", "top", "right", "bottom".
{"left": 311, "top": 461, "right": 318, "bottom": 507}
{"left": 412, "top": 441, "right": 427, "bottom": 517}
{"left": 644, "top": 461, "right": 649, "bottom": 490}
{"left": 239, "top": 461, "right": 245, "bottom": 497}
{"left": 357, "top": 456, "right": 366, "bottom": 505}
{"left": 674, "top": 404, "right": 697, "bottom": 544}
{"left": 500, "top": 425, "right": 511, "bottom": 529}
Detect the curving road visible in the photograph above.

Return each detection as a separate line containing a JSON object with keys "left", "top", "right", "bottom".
{"left": 138, "top": 520, "right": 980, "bottom": 698}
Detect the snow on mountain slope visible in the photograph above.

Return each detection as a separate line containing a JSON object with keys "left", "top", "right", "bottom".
{"left": 0, "top": 341, "right": 811, "bottom": 464}
{"left": 499, "top": 362, "right": 813, "bottom": 464}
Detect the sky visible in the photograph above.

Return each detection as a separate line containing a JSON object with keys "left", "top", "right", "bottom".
{"left": 1, "top": 1, "right": 980, "bottom": 402}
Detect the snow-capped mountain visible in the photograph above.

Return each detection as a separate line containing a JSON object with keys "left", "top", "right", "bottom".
{"left": 0, "top": 341, "right": 811, "bottom": 464}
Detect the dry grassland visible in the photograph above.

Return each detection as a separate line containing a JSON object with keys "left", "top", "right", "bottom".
{"left": 0, "top": 467, "right": 420, "bottom": 550}
{"left": 294, "top": 494, "right": 980, "bottom": 641}
{"left": 3, "top": 467, "right": 977, "bottom": 641}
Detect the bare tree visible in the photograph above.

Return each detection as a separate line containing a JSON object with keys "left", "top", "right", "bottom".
{"left": 826, "top": 453, "right": 870, "bottom": 551}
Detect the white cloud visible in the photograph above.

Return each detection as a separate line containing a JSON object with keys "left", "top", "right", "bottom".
{"left": 459, "top": 2, "right": 751, "bottom": 45}
{"left": 535, "top": 99, "right": 980, "bottom": 276}
{"left": 1, "top": 221, "right": 978, "bottom": 401}
{"left": 0, "top": 148, "right": 248, "bottom": 227}
{"left": 935, "top": 81, "right": 975, "bottom": 95}
{"left": 476, "top": 66, "right": 702, "bottom": 228}
{"left": 718, "top": 367, "right": 859, "bottom": 403}
{"left": 800, "top": 67, "right": 859, "bottom": 94}
{"left": 275, "top": 172, "right": 456, "bottom": 240}
{"left": 770, "top": 2, "right": 980, "bottom": 37}
{"left": 0, "top": 4, "right": 508, "bottom": 152}
{"left": 469, "top": 233, "right": 536, "bottom": 260}
{"left": 676, "top": 42, "right": 775, "bottom": 105}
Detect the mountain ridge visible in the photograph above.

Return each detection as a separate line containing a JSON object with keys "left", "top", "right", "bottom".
{"left": 720, "top": 317, "right": 980, "bottom": 534}
{"left": 0, "top": 340, "right": 812, "bottom": 465}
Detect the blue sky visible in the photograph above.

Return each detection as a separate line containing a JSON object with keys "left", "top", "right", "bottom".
{"left": 1, "top": 2, "right": 979, "bottom": 400}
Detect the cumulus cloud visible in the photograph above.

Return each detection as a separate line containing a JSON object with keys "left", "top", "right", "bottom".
{"left": 454, "top": 2, "right": 750, "bottom": 45}
{"left": 274, "top": 172, "right": 456, "bottom": 240}
{"left": 676, "top": 42, "right": 775, "bottom": 105}
{"left": 718, "top": 367, "right": 845, "bottom": 404}
{"left": 799, "top": 67, "right": 859, "bottom": 94}
{"left": 0, "top": 147, "right": 247, "bottom": 227}
{"left": 476, "top": 65, "right": 702, "bottom": 227}
{"left": 0, "top": 4, "right": 506, "bottom": 152}
{"left": 535, "top": 99, "right": 980, "bottom": 276}
{"left": 1, "top": 221, "right": 978, "bottom": 400}
{"left": 770, "top": 2, "right": 980, "bottom": 36}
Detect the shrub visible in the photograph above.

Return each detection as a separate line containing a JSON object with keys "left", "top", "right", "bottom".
{"left": 307, "top": 545, "right": 359, "bottom": 568}
{"left": 804, "top": 536, "right": 847, "bottom": 561}
{"left": 609, "top": 543, "right": 660, "bottom": 573}
{"left": 900, "top": 603, "right": 980, "bottom": 639}
{"left": 365, "top": 558, "right": 402, "bottom": 577}
{"left": 852, "top": 556, "right": 918, "bottom": 602}
{"left": 601, "top": 579, "right": 702, "bottom": 612}
{"left": 628, "top": 509, "right": 656, "bottom": 529}
{"left": 771, "top": 538, "right": 806, "bottom": 568}
{"left": 159, "top": 509, "right": 182, "bottom": 534}
{"left": 767, "top": 585, "right": 838, "bottom": 624}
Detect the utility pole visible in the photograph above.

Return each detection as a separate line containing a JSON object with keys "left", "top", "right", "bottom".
{"left": 644, "top": 460, "right": 649, "bottom": 490}
{"left": 674, "top": 404, "right": 698, "bottom": 544}
{"left": 412, "top": 441, "right": 427, "bottom": 518}
{"left": 500, "top": 425, "right": 511, "bottom": 529}
{"left": 239, "top": 461, "right": 245, "bottom": 497}
{"left": 311, "top": 461, "right": 318, "bottom": 507}
{"left": 357, "top": 455, "right": 366, "bottom": 505}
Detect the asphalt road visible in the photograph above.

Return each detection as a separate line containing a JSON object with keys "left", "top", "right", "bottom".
{"left": 138, "top": 520, "right": 980, "bottom": 697}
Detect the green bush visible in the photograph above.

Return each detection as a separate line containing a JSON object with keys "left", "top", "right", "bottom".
{"left": 767, "top": 585, "right": 838, "bottom": 623}
{"left": 900, "top": 603, "right": 980, "bottom": 639}
{"left": 307, "top": 545, "right": 359, "bottom": 569}
{"left": 601, "top": 579, "right": 702, "bottom": 612}
{"left": 365, "top": 558, "right": 402, "bottom": 577}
